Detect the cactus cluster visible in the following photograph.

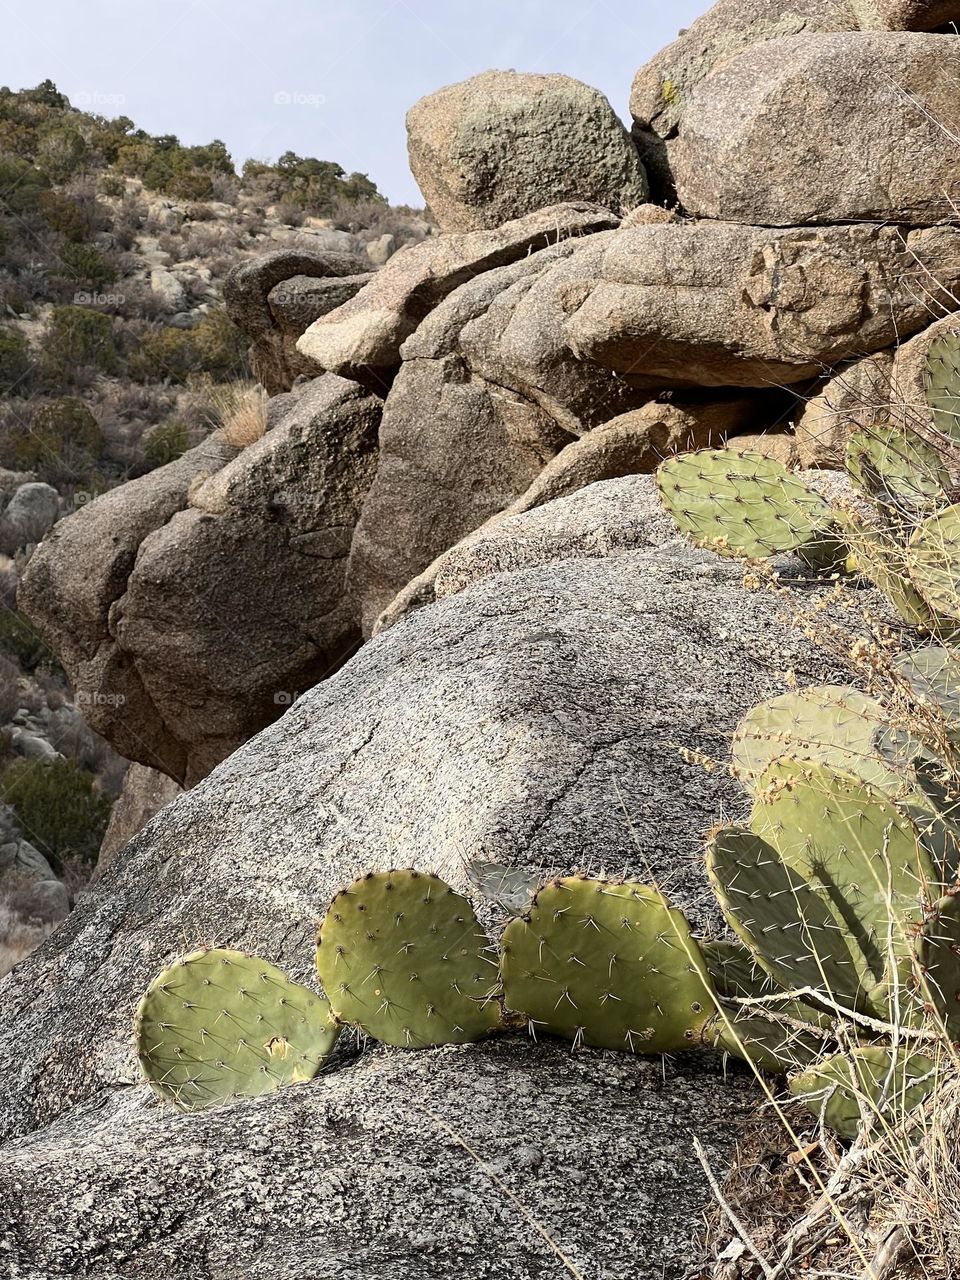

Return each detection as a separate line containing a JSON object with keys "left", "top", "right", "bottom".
{"left": 136, "top": 743, "right": 959, "bottom": 1136}
{"left": 135, "top": 683, "right": 960, "bottom": 1141}
{"left": 656, "top": 331, "right": 960, "bottom": 632}
{"left": 134, "top": 333, "right": 960, "bottom": 1138}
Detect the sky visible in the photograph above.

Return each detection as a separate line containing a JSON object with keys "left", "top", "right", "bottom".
{"left": 4, "top": 0, "right": 708, "bottom": 206}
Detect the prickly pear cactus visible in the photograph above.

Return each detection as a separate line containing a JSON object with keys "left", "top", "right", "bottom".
{"left": 925, "top": 330, "right": 960, "bottom": 441}
{"left": 846, "top": 425, "right": 949, "bottom": 512}
{"left": 730, "top": 685, "right": 913, "bottom": 798}
{"left": 315, "top": 870, "right": 502, "bottom": 1048}
{"left": 136, "top": 948, "right": 340, "bottom": 1111}
{"left": 750, "top": 759, "right": 939, "bottom": 1018}
{"left": 895, "top": 645, "right": 960, "bottom": 729}
{"left": 702, "top": 939, "right": 832, "bottom": 1074}
{"left": 917, "top": 893, "right": 960, "bottom": 1040}
{"left": 655, "top": 450, "right": 838, "bottom": 562}
{"left": 789, "top": 1046, "right": 937, "bottom": 1139}
{"left": 843, "top": 521, "right": 939, "bottom": 630}
{"left": 500, "top": 877, "right": 714, "bottom": 1053}
{"left": 906, "top": 504, "right": 960, "bottom": 623}
{"left": 706, "top": 825, "right": 864, "bottom": 1011}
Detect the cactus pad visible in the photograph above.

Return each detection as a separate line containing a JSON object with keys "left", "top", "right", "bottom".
{"left": 315, "top": 870, "right": 501, "bottom": 1048}
{"left": 706, "top": 1010, "right": 829, "bottom": 1075}
{"left": 925, "top": 329, "right": 960, "bottom": 441}
{"left": 789, "top": 1046, "right": 937, "bottom": 1138}
{"left": 917, "top": 893, "right": 960, "bottom": 1040}
{"left": 730, "top": 686, "right": 911, "bottom": 797}
{"left": 846, "top": 425, "right": 949, "bottom": 511}
{"left": 895, "top": 645, "right": 960, "bottom": 728}
{"left": 751, "top": 760, "right": 939, "bottom": 1017}
{"left": 500, "top": 877, "right": 714, "bottom": 1053}
{"left": 907, "top": 504, "right": 960, "bottom": 622}
{"left": 702, "top": 939, "right": 834, "bottom": 1073}
{"left": 656, "top": 450, "right": 836, "bottom": 561}
{"left": 706, "top": 825, "right": 866, "bottom": 1010}
{"left": 844, "top": 521, "right": 938, "bottom": 629}
{"left": 135, "top": 948, "right": 339, "bottom": 1111}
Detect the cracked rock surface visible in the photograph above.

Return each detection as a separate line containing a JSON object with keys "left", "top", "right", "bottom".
{"left": 0, "top": 481, "right": 865, "bottom": 1276}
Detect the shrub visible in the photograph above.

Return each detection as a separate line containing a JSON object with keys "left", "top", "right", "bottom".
{"left": 0, "top": 652, "right": 19, "bottom": 723}
{"left": 0, "top": 155, "right": 50, "bottom": 216}
{"left": 3, "top": 397, "right": 104, "bottom": 484}
{"left": 39, "top": 305, "right": 119, "bottom": 382}
{"left": 34, "top": 124, "right": 90, "bottom": 182}
{"left": 127, "top": 326, "right": 196, "bottom": 383}
{"left": 37, "top": 189, "right": 96, "bottom": 241}
{"left": 143, "top": 420, "right": 188, "bottom": 467}
{"left": 57, "top": 241, "right": 116, "bottom": 291}
{"left": 0, "top": 327, "right": 29, "bottom": 394}
{"left": 97, "top": 172, "right": 126, "bottom": 198}
{"left": 0, "top": 609, "right": 60, "bottom": 674}
{"left": 166, "top": 171, "right": 213, "bottom": 201}
{"left": 129, "top": 308, "right": 246, "bottom": 384}
{"left": 190, "top": 307, "right": 247, "bottom": 379}
{"left": 0, "top": 756, "right": 111, "bottom": 865}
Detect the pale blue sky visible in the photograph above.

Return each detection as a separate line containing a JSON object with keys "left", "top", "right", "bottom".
{"left": 4, "top": 0, "right": 707, "bottom": 205}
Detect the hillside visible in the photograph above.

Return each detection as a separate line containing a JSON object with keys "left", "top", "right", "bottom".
{"left": 0, "top": 80, "right": 432, "bottom": 972}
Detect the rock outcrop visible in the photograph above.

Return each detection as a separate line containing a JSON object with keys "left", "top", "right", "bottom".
{"left": 96, "top": 763, "right": 182, "bottom": 873}
{"left": 669, "top": 33, "right": 960, "bottom": 226}
{"left": 18, "top": 436, "right": 240, "bottom": 780}
{"left": 372, "top": 397, "right": 769, "bottom": 633}
{"left": 406, "top": 71, "right": 648, "bottom": 232}
{"left": 0, "top": 478, "right": 864, "bottom": 1275}
{"left": 20, "top": 376, "right": 381, "bottom": 785}
{"left": 563, "top": 221, "right": 960, "bottom": 386}
{"left": 223, "top": 248, "right": 373, "bottom": 394}
{"left": 0, "top": 481, "right": 59, "bottom": 554}
{"left": 296, "top": 202, "right": 620, "bottom": 390}
{"left": 629, "top": 0, "right": 960, "bottom": 196}
{"left": 20, "top": 8, "right": 960, "bottom": 791}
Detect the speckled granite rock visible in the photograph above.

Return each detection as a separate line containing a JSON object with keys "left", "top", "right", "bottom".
{"left": 0, "top": 519, "right": 860, "bottom": 1277}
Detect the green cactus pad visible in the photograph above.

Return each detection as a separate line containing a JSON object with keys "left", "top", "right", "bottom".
{"left": 315, "top": 870, "right": 501, "bottom": 1048}
{"left": 895, "top": 646, "right": 960, "bottom": 727}
{"left": 656, "top": 450, "right": 837, "bottom": 561}
{"left": 846, "top": 425, "right": 949, "bottom": 511}
{"left": 702, "top": 941, "right": 831, "bottom": 1073}
{"left": 789, "top": 1047, "right": 937, "bottom": 1139}
{"left": 907, "top": 505, "right": 960, "bottom": 623}
{"left": 751, "top": 760, "right": 939, "bottom": 1018}
{"left": 500, "top": 877, "right": 714, "bottom": 1053}
{"left": 924, "top": 330, "right": 960, "bottom": 441}
{"left": 135, "top": 948, "right": 339, "bottom": 1112}
{"left": 703, "top": 938, "right": 831, "bottom": 1028}
{"left": 706, "top": 1010, "right": 828, "bottom": 1075}
{"left": 917, "top": 893, "right": 960, "bottom": 1040}
{"left": 730, "top": 686, "right": 913, "bottom": 798}
{"left": 706, "top": 825, "right": 867, "bottom": 1012}
{"left": 911, "top": 759, "right": 960, "bottom": 885}
{"left": 844, "top": 521, "right": 939, "bottom": 630}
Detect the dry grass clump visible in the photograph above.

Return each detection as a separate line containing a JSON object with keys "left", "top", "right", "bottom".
{"left": 206, "top": 379, "right": 267, "bottom": 448}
